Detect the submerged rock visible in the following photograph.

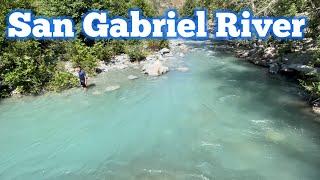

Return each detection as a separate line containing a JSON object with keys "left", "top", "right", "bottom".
{"left": 92, "top": 91, "right": 102, "bottom": 95}
{"left": 265, "top": 130, "right": 285, "bottom": 143}
{"left": 176, "top": 67, "right": 189, "bottom": 72}
{"left": 128, "top": 75, "right": 138, "bottom": 80}
{"left": 142, "top": 61, "right": 169, "bottom": 76}
{"left": 268, "top": 63, "right": 280, "bottom": 74}
{"left": 105, "top": 85, "right": 120, "bottom": 92}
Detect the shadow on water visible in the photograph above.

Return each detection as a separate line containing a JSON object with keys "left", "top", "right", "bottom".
{"left": 86, "top": 83, "right": 96, "bottom": 89}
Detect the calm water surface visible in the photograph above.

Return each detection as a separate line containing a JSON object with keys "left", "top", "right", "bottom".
{"left": 0, "top": 42, "right": 320, "bottom": 180}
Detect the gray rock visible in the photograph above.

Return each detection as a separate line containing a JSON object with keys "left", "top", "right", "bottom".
{"left": 268, "top": 63, "right": 280, "bottom": 74}
{"left": 281, "top": 64, "right": 316, "bottom": 75}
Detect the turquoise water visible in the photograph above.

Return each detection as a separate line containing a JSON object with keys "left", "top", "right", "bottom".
{"left": 0, "top": 42, "right": 320, "bottom": 180}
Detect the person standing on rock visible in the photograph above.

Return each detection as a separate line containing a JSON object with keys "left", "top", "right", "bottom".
{"left": 76, "top": 66, "right": 88, "bottom": 89}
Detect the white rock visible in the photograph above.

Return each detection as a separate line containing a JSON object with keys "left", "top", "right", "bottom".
{"left": 164, "top": 52, "right": 173, "bottom": 57}
{"left": 176, "top": 67, "right": 189, "bottom": 72}
{"left": 115, "top": 64, "right": 128, "bottom": 70}
{"left": 160, "top": 48, "right": 170, "bottom": 55}
{"left": 146, "top": 55, "right": 158, "bottom": 61}
{"left": 105, "top": 85, "right": 120, "bottom": 92}
{"left": 64, "top": 61, "right": 77, "bottom": 76}
{"left": 97, "top": 61, "right": 109, "bottom": 72}
{"left": 114, "top": 54, "right": 130, "bottom": 63}
{"left": 128, "top": 75, "right": 138, "bottom": 80}
{"left": 312, "top": 106, "right": 320, "bottom": 115}
{"left": 143, "top": 61, "right": 169, "bottom": 76}
{"left": 11, "top": 88, "right": 23, "bottom": 98}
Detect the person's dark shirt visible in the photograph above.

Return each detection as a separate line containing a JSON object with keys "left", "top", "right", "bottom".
{"left": 78, "top": 70, "right": 86, "bottom": 82}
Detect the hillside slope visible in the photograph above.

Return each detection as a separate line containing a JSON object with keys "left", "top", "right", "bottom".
{"left": 149, "top": 0, "right": 185, "bottom": 13}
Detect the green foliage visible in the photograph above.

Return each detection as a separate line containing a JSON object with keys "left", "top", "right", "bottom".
{"left": 92, "top": 42, "right": 114, "bottom": 63}
{"left": 47, "top": 71, "right": 78, "bottom": 92}
{"left": 129, "top": 0, "right": 156, "bottom": 16}
{"left": 125, "top": 45, "right": 147, "bottom": 62}
{"left": 1, "top": 41, "right": 56, "bottom": 95}
{"left": 180, "top": 0, "right": 198, "bottom": 16}
{"left": 300, "top": 79, "right": 320, "bottom": 97}
{"left": 0, "top": 0, "right": 160, "bottom": 97}
{"left": 109, "top": 40, "right": 126, "bottom": 54}
{"left": 147, "top": 40, "right": 169, "bottom": 51}
{"left": 66, "top": 40, "right": 98, "bottom": 75}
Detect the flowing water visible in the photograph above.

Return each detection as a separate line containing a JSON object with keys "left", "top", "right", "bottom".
{"left": 0, "top": 42, "right": 320, "bottom": 180}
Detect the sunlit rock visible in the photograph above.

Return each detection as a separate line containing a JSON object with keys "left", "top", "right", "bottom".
{"left": 176, "top": 67, "right": 189, "bottom": 72}
{"left": 105, "top": 85, "right": 120, "bottom": 92}
{"left": 160, "top": 48, "right": 170, "bottom": 55}
{"left": 142, "top": 61, "right": 169, "bottom": 76}
{"left": 128, "top": 75, "right": 138, "bottom": 80}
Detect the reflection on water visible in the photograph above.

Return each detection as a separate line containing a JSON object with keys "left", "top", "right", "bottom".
{"left": 0, "top": 42, "right": 319, "bottom": 180}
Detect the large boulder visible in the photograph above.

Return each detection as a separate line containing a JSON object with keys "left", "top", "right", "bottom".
{"left": 142, "top": 61, "right": 169, "bottom": 76}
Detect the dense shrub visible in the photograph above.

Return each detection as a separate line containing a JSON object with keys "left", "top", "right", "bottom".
{"left": 0, "top": 0, "right": 158, "bottom": 97}
{"left": 1, "top": 41, "right": 55, "bottom": 95}
{"left": 125, "top": 45, "right": 147, "bottom": 62}
{"left": 66, "top": 40, "right": 98, "bottom": 75}
{"left": 147, "top": 40, "right": 169, "bottom": 51}
{"left": 92, "top": 42, "right": 114, "bottom": 63}
{"left": 47, "top": 71, "right": 78, "bottom": 92}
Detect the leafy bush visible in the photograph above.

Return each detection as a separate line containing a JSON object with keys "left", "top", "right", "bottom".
{"left": 125, "top": 45, "right": 147, "bottom": 62}
{"left": 109, "top": 40, "right": 126, "bottom": 54}
{"left": 66, "top": 40, "right": 98, "bottom": 75}
{"left": 1, "top": 41, "right": 55, "bottom": 95}
{"left": 129, "top": 0, "right": 156, "bottom": 16}
{"left": 47, "top": 71, "right": 78, "bottom": 92}
{"left": 92, "top": 42, "right": 114, "bottom": 63}
{"left": 147, "top": 40, "right": 169, "bottom": 51}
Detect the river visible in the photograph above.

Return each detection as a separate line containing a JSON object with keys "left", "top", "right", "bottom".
{"left": 0, "top": 41, "right": 319, "bottom": 179}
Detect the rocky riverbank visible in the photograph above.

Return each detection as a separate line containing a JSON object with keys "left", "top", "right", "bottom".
{"left": 65, "top": 41, "right": 190, "bottom": 78}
